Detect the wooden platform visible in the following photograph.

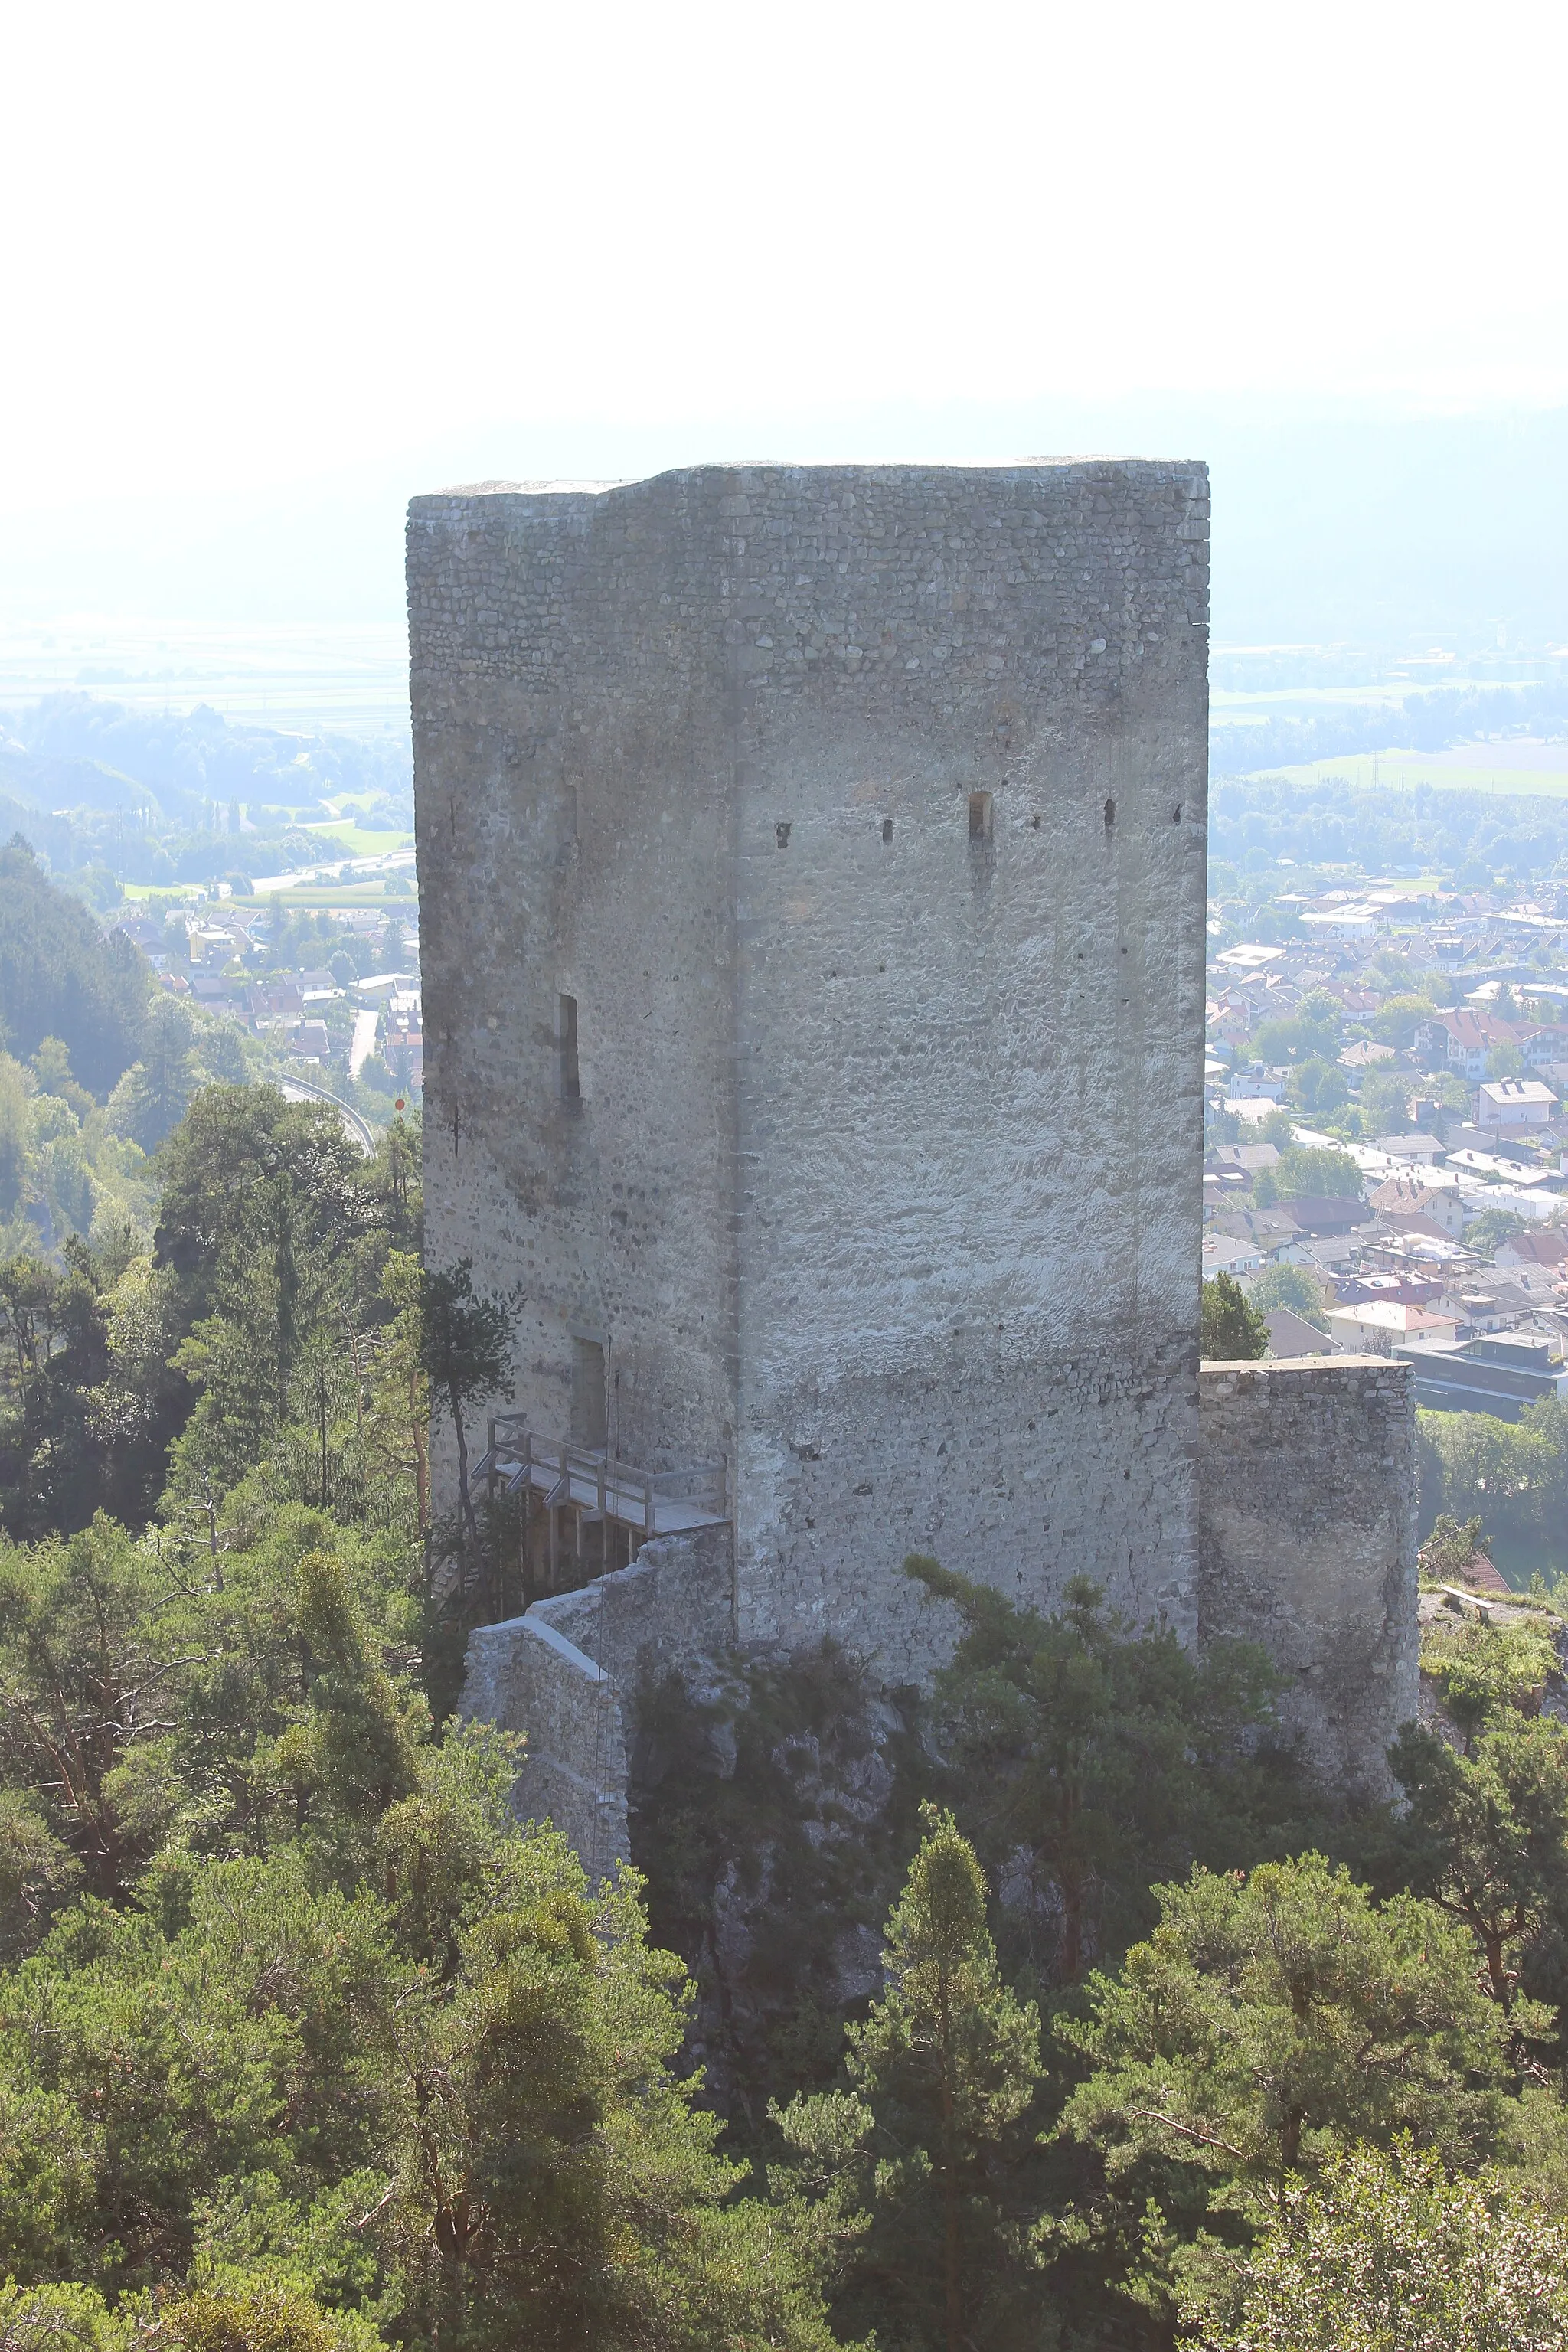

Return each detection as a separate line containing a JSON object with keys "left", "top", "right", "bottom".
{"left": 475, "top": 1418, "right": 728, "bottom": 1540}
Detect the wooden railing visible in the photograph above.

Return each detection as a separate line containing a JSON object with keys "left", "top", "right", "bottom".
{"left": 478, "top": 1414, "right": 728, "bottom": 1534}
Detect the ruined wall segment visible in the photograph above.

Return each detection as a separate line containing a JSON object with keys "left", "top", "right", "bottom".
{"left": 410, "top": 462, "right": 1210, "bottom": 1673}
{"left": 462, "top": 1527, "right": 732, "bottom": 1883}
{"left": 1197, "top": 1357, "right": 1420, "bottom": 1798}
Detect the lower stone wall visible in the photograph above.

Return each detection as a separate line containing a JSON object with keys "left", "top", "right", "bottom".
{"left": 1197, "top": 1355, "right": 1419, "bottom": 1798}
{"left": 737, "top": 1340, "right": 1199, "bottom": 1683}
{"left": 464, "top": 1364, "right": 1422, "bottom": 1873}
{"left": 459, "top": 1525, "right": 733, "bottom": 1880}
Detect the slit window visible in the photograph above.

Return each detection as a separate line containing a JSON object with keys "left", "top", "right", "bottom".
{"left": 571, "top": 1337, "right": 607, "bottom": 1449}
{"left": 882, "top": 816, "right": 894, "bottom": 844}
{"left": 776, "top": 822, "right": 791, "bottom": 849}
{"left": 969, "top": 791, "right": 993, "bottom": 842}
{"left": 557, "top": 992, "right": 580, "bottom": 1101}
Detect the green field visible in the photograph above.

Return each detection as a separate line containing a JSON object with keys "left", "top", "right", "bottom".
{"left": 1250, "top": 752, "right": 1568, "bottom": 800}
{"left": 121, "top": 879, "right": 414, "bottom": 910}
{"left": 303, "top": 819, "right": 416, "bottom": 854}
{"left": 251, "top": 880, "right": 415, "bottom": 908}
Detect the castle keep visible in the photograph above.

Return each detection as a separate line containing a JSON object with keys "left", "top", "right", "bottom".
{"left": 408, "top": 462, "right": 1418, "bottom": 1864}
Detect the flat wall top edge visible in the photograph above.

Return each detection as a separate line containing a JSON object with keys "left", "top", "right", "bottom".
{"left": 1199, "top": 1355, "right": 1410, "bottom": 1377}
{"left": 409, "top": 456, "right": 1210, "bottom": 517}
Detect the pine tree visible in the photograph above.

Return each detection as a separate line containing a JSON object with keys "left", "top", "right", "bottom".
{"left": 419, "top": 1260, "right": 513, "bottom": 1569}
{"left": 1199, "top": 2140, "right": 1568, "bottom": 2352}
{"left": 365, "top": 1251, "right": 430, "bottom": 1538}
{"left": 1057, "top": 1854, "right": 1516, "bottom": 2328}
{"left": 905, "top": 1556, "right": 1289, "bottom": 1987}
{"left": 1200, "top": 1272, "right": 1268, "bottom": 1360}
{"left": 1392, "top": 1713, "right": 1568, "bottom": 2014}
{"left": 270, "top": 1550, "right": 420, "bottom": 1860}
{"left": 844, "top": 1807, "right": 1042, "bottom": 2352}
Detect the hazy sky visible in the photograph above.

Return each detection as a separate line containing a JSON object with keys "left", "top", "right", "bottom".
{"left": 6, "top": 0, "right": 1567, "bottom": 522}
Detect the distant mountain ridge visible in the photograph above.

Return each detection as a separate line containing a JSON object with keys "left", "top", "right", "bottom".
{"left": 0, "top": 692, "right": 411, "bottom": 830}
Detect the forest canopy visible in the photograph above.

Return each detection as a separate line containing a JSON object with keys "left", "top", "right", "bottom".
{"left": 0, "top": 836, "right": 149, "bottom": 1093}
{"left": 1, "top": 1053, "right": 1567, "bottom": 2347}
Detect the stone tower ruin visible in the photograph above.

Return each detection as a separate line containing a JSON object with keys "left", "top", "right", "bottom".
{"left": 407, "top": 462, "right": 1416, "bottom": 1863}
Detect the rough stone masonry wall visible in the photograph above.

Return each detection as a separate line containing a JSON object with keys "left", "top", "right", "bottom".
{"left": 469, "top": 1351, "right": 1422, "bottom": 1877}
{"left": 409, "top": 461, "right": 1209, "bottom": 1680}
{"left": 1197, "top": 1357, "right": 1420, "bottom": 1798}
{"left": 407, "top": 475, "right": 739, "bottom": 1478}
{"left": 720, "top": 465, "right": 1210, "bottom": 1674}
{"left": 461, "top": 1527, "right": 732, "bottom": 1881}
{"left": 462, "top": 1602, "right": 624, "bottom": 1879}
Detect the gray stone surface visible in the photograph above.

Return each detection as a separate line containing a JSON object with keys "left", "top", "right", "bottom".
{"left": 1197, "top": 1356, "right": 1420, "bottom": 1797}
{"left": 460, "top": 1526, "right": 732, "bottom": 1880}
{"left": 421, "top": 464, "right": 1424, "bottom": 1860}
{"left": 411, "top": 461, "right": 1210, "bottom": 1669}
{"left": 462, "top": 1606, "right": 622, "bottom": 1877}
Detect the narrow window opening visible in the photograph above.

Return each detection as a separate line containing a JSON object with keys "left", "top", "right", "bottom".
{"left": 776, "top": 822, "right": 791, "bottom": 849}
{"left": 1031, "top": 813, "right": 1042, "bottom": 831}
{"left": 1172, "top": 802, "right": 1182, "bottom": 824}
{"left": 881, "top": 816, "right": 894, "bottom": 844}
{"left": 557, "top": 992, "right": 580, "bottom": 1102}
{"left": 1103, "top": 796, "right": 1116, "bottom": 834}
{"left": 969, "top": 791, "right": 993, "bottom": 842}
{"left": 570, "top": 1338, "right": 607, "bottom": 1449}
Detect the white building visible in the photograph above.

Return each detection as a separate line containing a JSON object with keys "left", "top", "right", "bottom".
{"left": 1476, "top": 1078, "right": 1558, "bottom": 1132}
{"left": 1325, "top": 1300, "right": 1458, "bottom": 1351}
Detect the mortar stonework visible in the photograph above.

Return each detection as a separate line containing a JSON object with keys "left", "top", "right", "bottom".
{"left": 410, "top": 461, "right": 1211, "bottom": 1667}
{"left": 461, "top": 1527, "right": 732, "bottom": 1877}
{"left": 1197, "top": 1356, "right": 1421, "bottom": 1798}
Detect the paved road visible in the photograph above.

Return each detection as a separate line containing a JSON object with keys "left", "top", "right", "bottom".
{"left": 348, "top": 1008, "right": 381, "bottom": 1079}
{"left": 250, "top": 847, "right": 416, "bottom": 892}
{"left": 278, "top": 1075, "right": 376, "bottom": 1155}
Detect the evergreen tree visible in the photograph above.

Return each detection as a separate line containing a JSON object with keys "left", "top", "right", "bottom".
{"left": 0, "top": 1254, "right": 111, "bottom": 1535}
{"left": 906, "top": 1558, "right": 1293, "bottom": 1987}
{"left": 0, "top": 1782, "right": 841, "bottom": 2352}
{"left": 1417, "top": 1510, "right": 1491, "bottom": 1585}
{"left": 0, "top": 2279, "right": 133, "bottom": 2352}
{"left": 1057, "top": 1854, "right": 1515, "bottom": 2329}
{"left": 1392, "top": 1714, "right": 1568, "bottom": 2017}
{"left": 839, "top": 1808, "right": 1042, "bottom": 2352}
{"left": 0, "top": 1784, "right": 80, "bottom": 1960}
{"left": 168, "top": 1240, "right": 290, "bottom": 1507}
{"left": 106, "top": 997, "right": 201, "bottom": 1152}
{"left": 273, "top": 1550, "right": 420, "bottom": 1861}
{"left": 1200, "top": 1272, "right": 1268, "bottom": 1360}
{"left": 1198, "top": 2139, "right": 1568, "bottom": 2352}
{"left": 1414, "top": 1613, "right": 1557, "bottom": 1756}
{"left": 164, "top": 1126, "right": 380, "bottom": 1521}
{"left": 365, "top": 1251, "right": 430, "bottom": 1537}
{"left": 0, "top": 1514, "right": 181, "bottom": 1900}
{"left": 154, "top": 1087, "right": 367, "bottom": 1329}
{"left": 0, "top": 837, "right": 149, "bottom": 1098}
{"left": 151, "top": 2282, "right": 368, "bottom": 2352}
{"left": 419, "top": 1259, "right": 513, "bottom": 1567}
